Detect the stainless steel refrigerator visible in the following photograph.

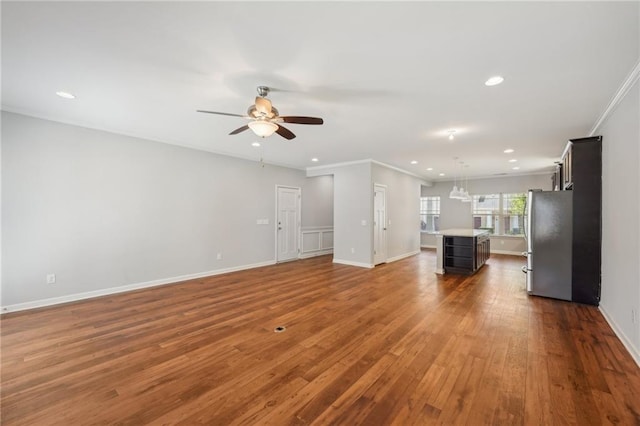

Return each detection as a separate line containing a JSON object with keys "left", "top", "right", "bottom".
{"left": 524, "top": 189, "right": 573, "bottom": 301}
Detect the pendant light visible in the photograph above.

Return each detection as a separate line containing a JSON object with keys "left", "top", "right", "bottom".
{"left": 461, "top": 165, "right": 472, "bottom": 202}
{"left": 457, "top": 161, "right": 466, "bottom": 200}
{"left": 449, "top": 157, "right": 463, "bottom": 199}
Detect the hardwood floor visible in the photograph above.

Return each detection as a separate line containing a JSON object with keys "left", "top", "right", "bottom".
{"left": 2, "top": 251, "right": 639, "bottom": 425}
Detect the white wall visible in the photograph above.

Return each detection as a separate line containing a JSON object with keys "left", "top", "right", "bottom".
{"left": 302, "top": 175, "right": 333, "bottom": 227}
{"left": 420, "top": 174, "right": 551, "bottom": 254}
{"left": 1, "top": 112, "right": 333, "bottom": 310}
{"left": 599, "top": 76, "right": 640, "bottom": 365}
{"left": 372, "top": 163, "right": 422, "bottom": 261}
{"left": 329, "top": 162, "right": 373, "bottom": 266}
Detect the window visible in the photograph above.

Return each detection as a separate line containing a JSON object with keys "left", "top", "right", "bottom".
{"left": 502, "top": 193, "right": 526, "bottom": 235}
{"left": 420, "top": 196, "right": 440, "bottom": 233}
{"left": 472, "top": 194, "right": 500, "bottom": 235}
{"left": 472, "top": 192, "right": 526, "bottom": 236}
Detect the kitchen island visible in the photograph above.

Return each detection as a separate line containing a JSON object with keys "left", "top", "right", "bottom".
{"left": 434, "top": 229, "right": 490, "bottom": 275}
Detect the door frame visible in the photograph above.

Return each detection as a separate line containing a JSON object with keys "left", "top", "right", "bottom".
{"left": 373, "top": 183, "right": 387, "bottom": 265}
{"left": 275, "top": 185, "right": 302, "bottom": 263}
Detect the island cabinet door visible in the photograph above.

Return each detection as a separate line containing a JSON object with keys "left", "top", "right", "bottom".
{"left": 475, "top": 237, "right": 490, "bottom": 269}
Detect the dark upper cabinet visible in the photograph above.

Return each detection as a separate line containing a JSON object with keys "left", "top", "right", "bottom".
{"left": 551, "top": 163, "right": 563, "bottom": 191}
{"left": 562, "top": 144, "right": 573, "bottom": 189}
{"left": 564, "top": 136, "right": 602, "bottom": 305}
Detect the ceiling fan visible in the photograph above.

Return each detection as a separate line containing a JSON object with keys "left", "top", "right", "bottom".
{"left": 197, "top": 86, "right": 323, "bottom": 140}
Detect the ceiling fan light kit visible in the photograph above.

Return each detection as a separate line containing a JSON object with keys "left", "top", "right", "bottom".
{"left": 248, "top": 120, "right": 278, "bottom": 138}
{"left": 197, "top": 86, "right": 324, "bottom": 140}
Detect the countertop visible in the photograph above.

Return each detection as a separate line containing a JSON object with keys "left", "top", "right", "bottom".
{"left": 435, "top": 228, "right": 490, "bottom": 237}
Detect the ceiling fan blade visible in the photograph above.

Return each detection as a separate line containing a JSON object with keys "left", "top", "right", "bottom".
{"left": 254, "top": 97, "right": 272, "bottom": 115}
{"left": 280, "top": 116, "right": 324, "bottom": 125}
{"left": 229, "top": 125, "right": 250, "bottom": 135}
{"left": 276, "top": 124, "right": 296, "bottom": 140}
{"left": 197, "top": 110, "right": 246, "bottom": 118}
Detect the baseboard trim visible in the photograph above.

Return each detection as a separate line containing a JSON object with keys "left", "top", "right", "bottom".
{"left": 599, "top": 305, "right": 640, "bottom": 368}
{"left": 1, "top": 260, "right": 277, "bottom": 314}
{"left": 490, "top": 249, "right": 524, "bottom": 256}
{"left": 386, "top": 250, "right": 420, "bottom": 263}
{"left": 299, "top": 249, "right": 333, "bottom": 259}
{"left": 420, "top": 245, "right": 436, "bottom": 249}
{"left": 332, "top": 258, "right": 374, "bottom": 269}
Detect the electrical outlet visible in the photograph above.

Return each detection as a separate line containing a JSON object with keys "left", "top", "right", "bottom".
{"left": 351, "top": 248, "right": 355, "bottom": 254}
{"left": 216, "top": 253, "right": 223, "bottom": 260}
{"left": 632, "top": 309, "right": 637, "bottom": 324}
{"left": 46, "top": 274, "right": 56, "bottom": 284}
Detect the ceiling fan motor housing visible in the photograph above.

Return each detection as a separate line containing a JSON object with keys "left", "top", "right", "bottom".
{"left": 257, "top": 86, "right": 270, "bottom": 98}
{"left": 247, "top": 105, "right": 278, "bottom": 119}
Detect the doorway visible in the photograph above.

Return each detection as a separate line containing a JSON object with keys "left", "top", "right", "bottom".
{"left": 373, "top": 184, "right": 387, "bottom": 265}
{"left": 276, "top": 185, "right": 301, "bottom": 262}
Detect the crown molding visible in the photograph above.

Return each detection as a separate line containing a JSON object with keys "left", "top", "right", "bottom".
{"left": 370, "top": 159, "right": 431, "bottom": 182}
{"left": 0, "top": 109, "right": 306, "bottom": 171}
{"left": 590, "top": 59, "right": 640, "bottom": 136}
{"left": 306, "top": 159, "right": 372, "bottom": 172}
{"left": 307, "top": 158, "right": 432, "bottom": 185}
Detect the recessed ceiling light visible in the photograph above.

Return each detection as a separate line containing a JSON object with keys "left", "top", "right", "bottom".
{"left": 485, "top": 76, "right": 504, "bottom": 86}
{"left": 56, "top": 91, "right": 75, "bottom": 99}
{"left": 448, "top": 130, "right": 456, "bottom": 140}
{"left": 512, "top": 166, "right": 520, "bottom": 170}
{"left": 439, "top": 173, "right": 445, "bottom": 176}
{"left": 426, "top": 167, "right": 433, "bottom": 171}
{"left": 508, "top": 159, "right": 518, "bottom": 163}
{"left": 503, "top": 148, "right": 514, "bottom": 154}
{"left": 410, "top": 160, "right": 418, "bottom": 165}
{"left": 251, "top": 142, "right": 261, "bottom": 147}
{"left": 311, "top": 158, "right": 319, "bottom": 162}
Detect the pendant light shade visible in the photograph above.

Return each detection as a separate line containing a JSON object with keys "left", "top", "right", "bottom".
{"left": 248, "top": 120, "right": 278, "bottom": 137}
{"left": 449, "top": 157, "right": 461, "bottom": 199}
{"left": 461, "top": 164, "right": 472, "bottom": 202}
{"left": 449, "top": 185, "right": 461, "bottom": 199}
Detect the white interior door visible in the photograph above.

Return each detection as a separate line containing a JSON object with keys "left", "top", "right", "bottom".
{"left": 373, "top": 184, "right": 387, "bottom": 265}
{"left": 276, "top": 186, "right": 301, "bottom": 262}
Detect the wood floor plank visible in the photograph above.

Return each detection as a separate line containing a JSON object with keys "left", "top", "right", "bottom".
{"left": 524, "top": 353, "right": 553, "bottom": 425}
{"left": 2, "top": 251, "right": 640, "bottom": 425}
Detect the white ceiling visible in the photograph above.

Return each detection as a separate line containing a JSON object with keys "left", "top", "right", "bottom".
{"left": 2, "top": 2, "right": 638, "bottom": 181}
